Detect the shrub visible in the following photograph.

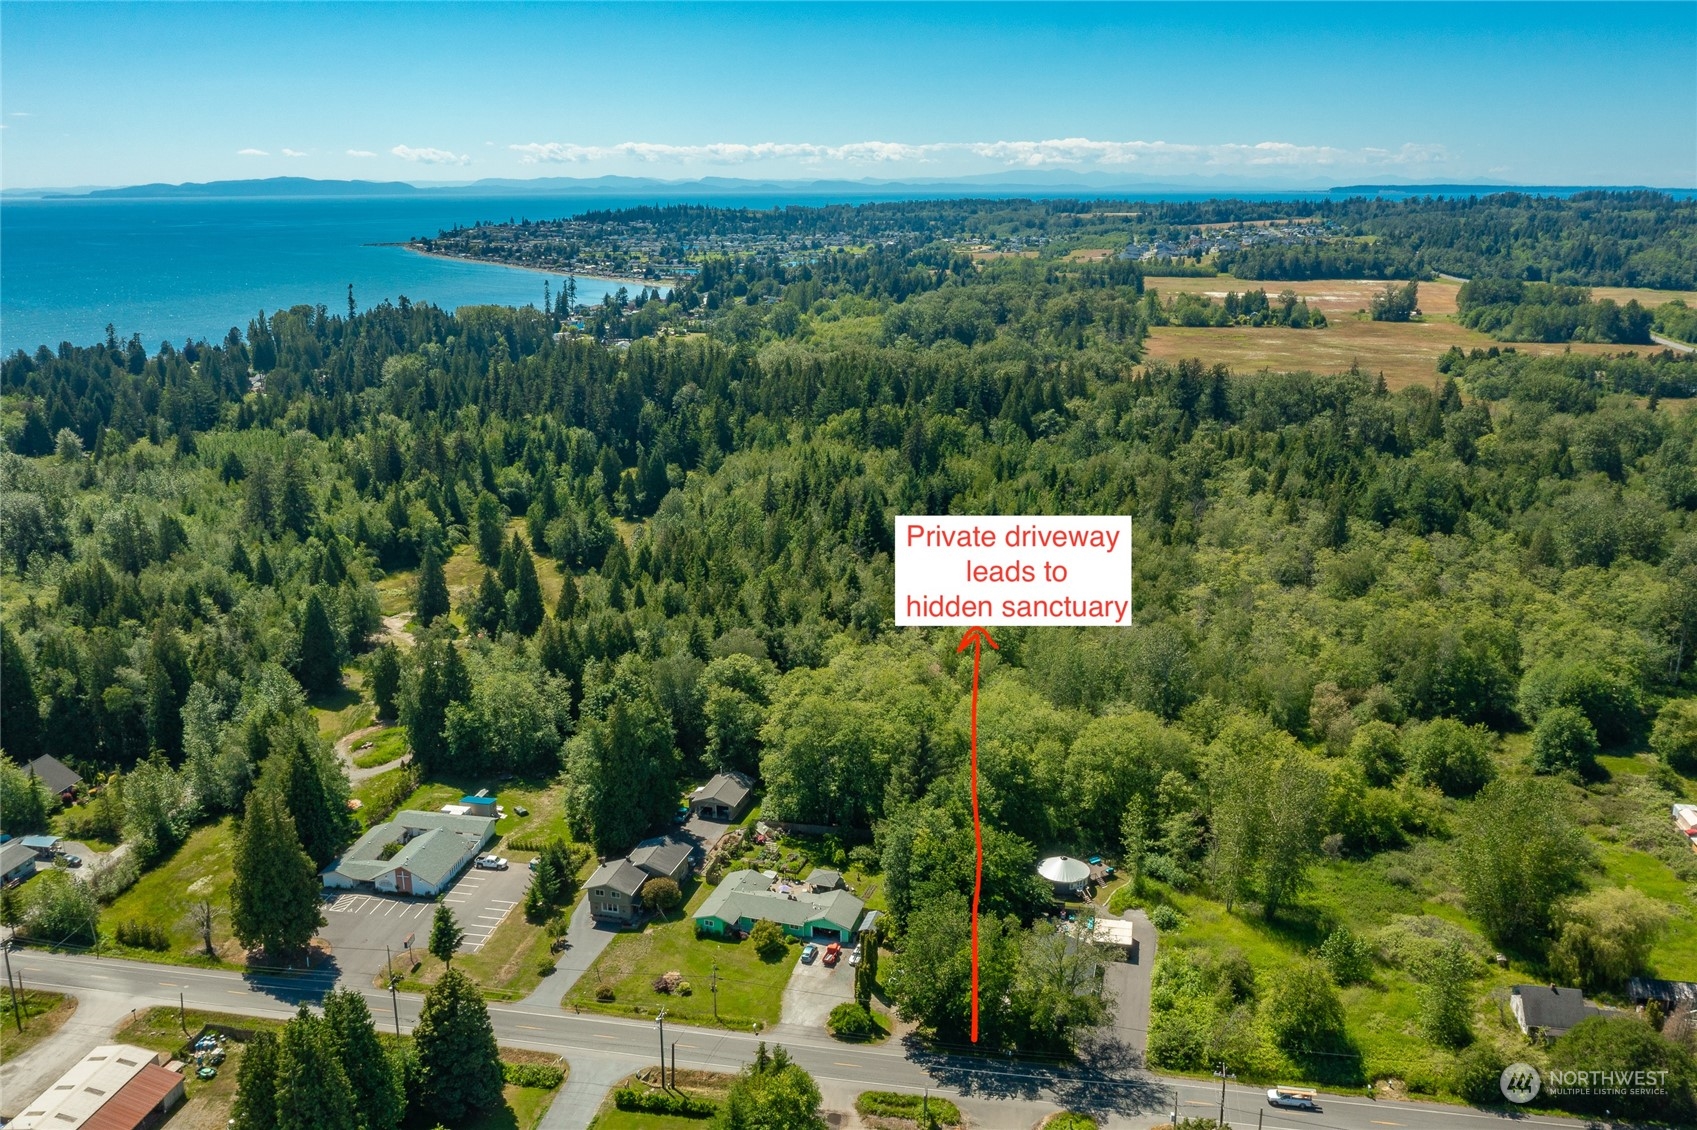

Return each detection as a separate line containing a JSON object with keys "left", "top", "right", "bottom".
{"left": 115, "top": 919, "right": 171, "bottom": 951}
{"left": 826, "top": 1002, "right": 880, "bottom": 1040}
{"left": 501, "top": 1062, "right": 564, "bottom": 1089}
{"left": 750, "top": 918, "right": 788, "bottom": 961}
{"left": 1446, "top": 1041, "right": 1506, "bottom": 1104}
{"left": 1530, "top": 706, "right": 1599, "bottom": 775}
{"left": 1650, "top": 699, "right": 1697, "bottom": 773}
{"left": 1404, "top": 718, "right": 1495, "bottom": 797}
{"left": 643, "top": 876, "right": 682, "bottom": 916}
{"left": 1262, "top": 959, "right": 1346, "bottom": 1056}
{"left": 1547, "top": 1016, "right": 1697, "bottom": 1122}
{"left": 1044, "top": 1115, "right": 1099, "bottom": 1130}
{"left": 594, "top": 983, "right": 615, "bottom": 1002}
{"left": 612, "top": 1086, "right": 717, "bottom": 1117}
{"left": 534, "top": 960, "right": 556, "bottom": 977}
{"left": 1548, "top": 886, "right": 1669, "bottom": 991}
{"left": 1149, "top": 904, "right": 1187, "bottom": 932}
{"left": 854, "top": 1091, "right": 962, "bottom": 1125}
{"left": 24, "top": 871, "right": 100, "bottom": 947}
{"left": 87, "top": 852, "right": 141, "bottom": 904}
{"left": 1318, "top": 926, "right": 1372, "bottom": 985}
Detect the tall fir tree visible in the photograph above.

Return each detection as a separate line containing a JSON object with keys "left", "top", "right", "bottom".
{"left": 415, "top": 548, "right": 449, "bottom": 627}
{"left": 412, "top": 968, "right": 504, "bottom": 1123}
{"left": 467, "top": 569, "right": 506, "bottom": 636}
{"left": 142, "top": 620, "right": 192, "bottom": 760}
{"left": 275, "top": 1005, "right": 359, "bottom": 1130}
{"left": 1, "top": 624, "right": 43, "bottom": 761}
{"left": 322, "top": 988, "right": 405, "bottom": 1130}
{"left": 231, "top": 787, "right": 323, "bottom": 958}
{"left": 231, "top": 1028, "right": 281, "bottom": 1130}
{"left": 510, "top": 547, "right": 544, "bottom": 636}
{"left": 295, "top": 591, "right": 342, "bottom": 694}
{"left": 369, "top": 643, "right": 401, "bottom": 721}
{"left": 554, "top": 572, "right": 579, "bottom": 621}
{"left": 429, "top": 902, "right": 465, "bottom": 967}
{"left": 474, "top": 492, "right": 504, "bottom": 567}
{"left": 266, "top": 737, "right": 348, "bottom": 871}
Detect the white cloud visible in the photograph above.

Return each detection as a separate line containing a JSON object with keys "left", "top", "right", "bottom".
{"left": 281, "top": 148, "right": 307, "bottom": 158}
{"left": 391, "top": 144, "right": 470, "bottom": 166}
{"left": 508, "top": 137, "right": 1449, "bottom": 172}
{"left": 237, "top": 148, "right": 269, "bottom": 157}
{"left": 347, "top": 149, "right": 377, "bottom": 158}
{"left": 9, "top": 112, "right": 31, "bottom": 118}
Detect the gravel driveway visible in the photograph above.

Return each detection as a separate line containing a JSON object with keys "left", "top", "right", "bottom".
{"left": 778, "top": 946, "right": 855, "bottom": 1032}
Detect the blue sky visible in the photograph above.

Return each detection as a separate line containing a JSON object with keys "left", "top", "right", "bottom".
{"left": 2, "top": 2, "right": 1693, "bottom": 189}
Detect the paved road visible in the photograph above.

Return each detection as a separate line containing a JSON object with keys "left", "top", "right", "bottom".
{"left": 1652, "top": 332, "right": 1695, "bottom": 354}
{"left": 5, "top": 949, "right": 1592, "bottom": 1130}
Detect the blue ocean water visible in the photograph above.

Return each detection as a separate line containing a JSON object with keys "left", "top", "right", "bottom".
{"left": 0, "top": 194, "right": 689, "bottom": 356}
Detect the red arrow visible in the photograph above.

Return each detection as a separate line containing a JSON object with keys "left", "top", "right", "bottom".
{"left": 955, "top": 625, "right": 998, "bottom": 1043}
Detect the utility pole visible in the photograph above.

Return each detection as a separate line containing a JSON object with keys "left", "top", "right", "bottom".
{"left": 1216, "top": 1062, "right": 1235, "bottom": 1129}
{"left": 670, "top": 1040, "right": 677, "bottom": 1090}
{"left": 710, "top": 963, "right": 718, "bottom": 1021}
{"left": 179, "top": 992, "right": 186, "bottom": 1033}
{"left": 656, "top": 1008, "right": 668, "bottom": 1090}
{"left": 3, "top": 944, "right": 22, "bottom": 1032}
{"left": 387, "top": 946, "right": 401, "bottom": 1036}
{"left": 1257, "top": 1109, "right": 1264, "bottom": 1130}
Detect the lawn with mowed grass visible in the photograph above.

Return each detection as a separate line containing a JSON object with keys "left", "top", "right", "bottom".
{"left": 352, "top": 724, "right": 409, "bottom": 768}
{"left": 587, "top": 1070, "right": 735, "bottom": 1129}
{"left": 98, "top": 817, "right": 244, "bottom": 967}
{"left": 566, "top": 881, "right": 797, "bottom": 1029}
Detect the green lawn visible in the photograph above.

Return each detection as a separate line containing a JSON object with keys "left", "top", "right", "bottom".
{"left": 566, "top": 881, "right": 797, "bottom": 1030}
{"left": 98, "top": 817, "right": 245, "bottom": 967}
{"left": 353, "top": 725, "right": 409, "bottom": 768}
{"left": 1596, "top": 843, "right": 1697, "bottom": 981}
{"left": 587, "top": 1071, "right": 733, "bottom": 1129}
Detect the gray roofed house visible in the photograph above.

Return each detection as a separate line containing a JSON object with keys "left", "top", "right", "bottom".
{"left": 691, "top": 771, "right": 754, "bottom": 822}
{"left": 320, "top": 810, "right": 494, "bottom": 897}
{"left": 1511, "top": 984, "right": 1591, "bottom": 1038}
{"left": 628, "top": 835, "right": 695, "bottom": 885}
{"left": 695, "top": 868, "right": 864, "bottom": 942}
{"left": 26, "top": 755, "right": 81, "bottom": 800}
{"left": 1, "top": 840, "right": 38, "bottom": 884}
{"left": 805, "top": 868, "right": 844, "bottom": 891}
{"left": 586, "top": 858, "right": 651, "bottom": 924}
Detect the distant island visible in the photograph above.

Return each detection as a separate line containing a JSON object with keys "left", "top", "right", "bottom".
{"left": 7, "top": 173, "right": 1691, "bottom": 202}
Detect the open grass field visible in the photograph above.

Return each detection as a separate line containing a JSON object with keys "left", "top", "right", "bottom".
{"left": 565, "top": 880, "right": 797, "bottom": 1030}
{"left": 0, "top": 990, "right": 77, "bottom": 1064}
{"left": 1144, "top": 317, "right": 1635, "bottom": 390}
{"left": 1592, "top": 284, "right": 1697, "bottom": 309}
{"left": 98, "top": 817, "right": 244, "bottom": 967}
{"left": 1145, "top": 275, "right": 1463, "bottom": 316}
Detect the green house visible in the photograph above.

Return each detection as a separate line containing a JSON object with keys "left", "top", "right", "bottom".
{"left": 695, "top": 868, "right": 864, "bottom": 943}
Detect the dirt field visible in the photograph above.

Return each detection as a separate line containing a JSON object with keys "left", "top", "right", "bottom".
{"left": 1591, "top": 285, "right": 1697, "bottom": 309}
{"left": 1144, "top": 317, "right": 1636, "bottom": 390}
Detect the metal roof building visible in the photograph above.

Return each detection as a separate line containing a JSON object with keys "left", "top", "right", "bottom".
{"left": 10, "top": 1044, "right": 184, "bottom": 1130}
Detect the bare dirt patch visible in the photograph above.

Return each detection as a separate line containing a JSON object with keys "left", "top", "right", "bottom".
{"left": 1145, "top": 275, "right": 1462, "bottom": 316}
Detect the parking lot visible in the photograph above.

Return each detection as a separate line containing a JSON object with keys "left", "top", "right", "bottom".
{"left": 441, "top": 860, "right": 531, "bottom": 954}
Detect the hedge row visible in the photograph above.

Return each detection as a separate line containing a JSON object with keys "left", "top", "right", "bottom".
{"left": 855, "top": 1091, "right": 963, "bottom": 1125}
{"left": 501, "top": 1062, "right": 564, "bottom": 1089}
{"left": 612, "top": 1086, "right": 717, "bottom": 1118}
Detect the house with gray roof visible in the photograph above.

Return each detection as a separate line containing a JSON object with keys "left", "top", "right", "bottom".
{"left": 26, "top": 755, "right": 81, "bottom": 801}
{"left": 587, "top": 835, "right": 697, "bottom": 924}
{"left": 321, "top": 810, "right": 494, "bottom": 897}
{"left": 1511, "top": 984, "right": 1593, "bottom": 1039}
{"left": 691, "top": 771, "right": 754, "bottom": 822}
{"left": 695, "top": 868, "right": 864, "bottom": 942}
{"left": 1, "top": 840, "right": 38, "bottom": 885}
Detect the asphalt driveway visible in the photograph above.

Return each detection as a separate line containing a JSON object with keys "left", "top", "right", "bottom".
{"left": 778, "top": 945, "right": 855, "bottom": 1032}
{"left": 1102, "top": 908, "right": 1157, "bottom": 1063}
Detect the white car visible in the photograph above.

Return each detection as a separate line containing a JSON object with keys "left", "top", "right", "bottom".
{"left": 848, "top": 947, "right": 862, "bottom": 966}
{"left": 1266, "top": 1087, "right": 1319, "bottom": 1111}
{"left": 475, "top": 855, "right": 509, "bottom": 871}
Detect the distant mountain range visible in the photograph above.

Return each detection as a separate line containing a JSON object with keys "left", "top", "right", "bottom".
{"left": 2, "top": 174, "right": 1688, "bottom": 201}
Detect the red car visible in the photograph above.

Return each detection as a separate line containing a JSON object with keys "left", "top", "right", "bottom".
{"left": 822, "top": 942, "right": 842, "bottom": 966}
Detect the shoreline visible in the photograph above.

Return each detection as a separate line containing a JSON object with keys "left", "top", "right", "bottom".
{"left": 398, "top": 244, "right": 677, "bottom": 290}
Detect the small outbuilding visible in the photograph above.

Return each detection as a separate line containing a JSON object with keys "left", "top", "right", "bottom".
{"left": 1628, "top": 977, "right": 1697, "bottom": 1009}
{"left": 9, "top": 1044, "right": 185, "bottom": 1130}
{"left": 1038, "top": 855, "right": 1091, "bottom": 895}
{"left": 805, "top": 868, "right": 845, "bottom": 892}
{"left": 18, "top": 834, "right": 61, "bottom": 860}
{"left": 692, "top": 771, "right": 754, "bottom": 822}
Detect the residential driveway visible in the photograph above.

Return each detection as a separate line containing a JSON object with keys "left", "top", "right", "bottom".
{"left": 681, "top": 812, "right": 738, "bottom": 853}
{"left": 777, "top": 947, "right": 854, "bottom": 1032}
{"left": 443, "top": 863, "right": 530, "bottom": 954}
{"left": 523, "top": 894, "right": 622, "bottom": 1005}
{"left": 319, "top": 891, "right": 435, "bottom": 982}
{"left": 1102, "top": 908, "right": 1157, "bottom": 1063}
